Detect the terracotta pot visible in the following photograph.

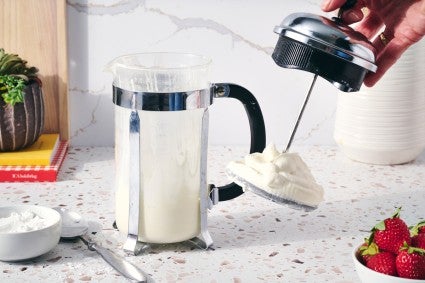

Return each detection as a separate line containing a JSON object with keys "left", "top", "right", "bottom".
{"left": 0, "top": 79, "right": 44, "bottom": 151}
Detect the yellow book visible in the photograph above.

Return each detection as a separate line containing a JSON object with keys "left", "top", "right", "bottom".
{"left": 0, "top": 134, "right": 60, "bottom": 166}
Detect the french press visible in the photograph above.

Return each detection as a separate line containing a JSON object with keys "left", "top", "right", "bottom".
{"left": 108, "top": 53, "right": 266, "bottom": 254}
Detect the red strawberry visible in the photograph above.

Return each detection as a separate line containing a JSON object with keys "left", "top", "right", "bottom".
{"left": 412, "top": 234, "right": 425, "bottom": 250}
{"left": 366, "top": 251, "right": 397, "bottom": 276}
{"left": 358, "top": 239, "right": 379, "bottom": 264}
{"left": 395, "top": 244, "right": 425, "bottom": 279}
{"left": 372, "top": 208, "right": 411, "bottom": 254}
{"left": 410, "top": 220, "right": 425, "bottom": 250}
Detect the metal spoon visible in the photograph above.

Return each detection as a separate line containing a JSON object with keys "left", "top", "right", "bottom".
{"left": 54, "top": 207, "right": 151, "bottom": 282}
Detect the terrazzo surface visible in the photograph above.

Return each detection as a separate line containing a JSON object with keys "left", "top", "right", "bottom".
{"left": 0, "top": 146, "right": 424, "bottom": 283}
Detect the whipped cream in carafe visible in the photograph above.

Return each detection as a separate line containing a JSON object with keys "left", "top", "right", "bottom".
{"left": 115, "top": 106, "right": 206, "bottom": 243}
{"left": 109, "top": 53, "right": 214, "bottom": 245}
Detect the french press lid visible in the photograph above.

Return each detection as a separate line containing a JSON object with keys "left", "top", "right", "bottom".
{"left": 272, "top": 12, "right": 377, "bottom": 92}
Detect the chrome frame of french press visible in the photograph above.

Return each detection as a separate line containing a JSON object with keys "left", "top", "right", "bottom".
{"left": 113, "top": 86, "right": 216, "bottom": 255}
{"left": 113, "top": 82, "right": 266, "bottom": 255}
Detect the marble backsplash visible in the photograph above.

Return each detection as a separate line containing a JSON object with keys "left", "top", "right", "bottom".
{"left": 67, "top": 0, "right": 341, "bottom": 146}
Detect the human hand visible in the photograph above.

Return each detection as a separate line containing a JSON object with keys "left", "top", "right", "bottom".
{"left": 321, "top": 0, "right": 425, "bottom": 87}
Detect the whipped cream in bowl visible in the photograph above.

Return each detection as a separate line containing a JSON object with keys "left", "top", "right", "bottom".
{"left": 0, "top": 211, "right": 48, "bottom": 233}
{"left": 226, "top": 144, "right": 324, "bottom": 211}
{"left": 0, "top": 205, "right": 61, "bottom": 261}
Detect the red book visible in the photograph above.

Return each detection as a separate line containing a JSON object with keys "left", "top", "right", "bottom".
{"left": 0, "top": 140, "right": 68, "bottom": 182}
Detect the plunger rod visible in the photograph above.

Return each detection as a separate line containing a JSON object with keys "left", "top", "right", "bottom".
{"left": 284, "top": 74, "right": 318, "bottom": 152}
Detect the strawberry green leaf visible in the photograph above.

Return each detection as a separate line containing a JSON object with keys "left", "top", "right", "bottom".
{"left": 374, "top": 220, "right": 386, "bottom": 231}
{"left": 410, "top": 220, "right": 425, "bottom": 236}
{"left": 400, "top": 241, "right": 425, "bottom": 254}
{"left": 408, "top": 246, "right": 425, "bottom": 255}
{"left": 360, "top": 242, "right": 380, "bottom": 256}
{"left": 391, "top": 207, "right": 402, "bottom": 219}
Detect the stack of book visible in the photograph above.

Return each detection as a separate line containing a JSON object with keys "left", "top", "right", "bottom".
{"left": 0, "top": 134, "right": 68, "bottom": 182}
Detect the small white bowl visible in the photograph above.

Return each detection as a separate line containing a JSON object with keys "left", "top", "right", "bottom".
{"left": 0, "top": 205, "right": 61, "bottom": 261}
{"left": 353, "top": 245, "right": 425, "bottom": 283}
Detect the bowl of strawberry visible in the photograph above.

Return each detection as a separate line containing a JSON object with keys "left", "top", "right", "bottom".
{"left": 353, "top": 208, "right": 425, "bottom": 282}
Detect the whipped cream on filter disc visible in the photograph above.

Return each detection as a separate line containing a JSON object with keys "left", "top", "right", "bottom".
{"left": 226, "top": 144, "right": 324, "bottom": 210}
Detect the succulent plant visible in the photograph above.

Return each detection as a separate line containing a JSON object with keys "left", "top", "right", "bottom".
{"left": 0, "top": 48, "right": 44, "bottom": 151}
{"left": 0, "top": 48, "right": 39, "bottom": 106}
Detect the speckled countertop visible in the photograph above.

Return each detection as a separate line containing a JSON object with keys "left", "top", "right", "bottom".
{"left": 0, "top": 146, "right": 424, "bottom": 283}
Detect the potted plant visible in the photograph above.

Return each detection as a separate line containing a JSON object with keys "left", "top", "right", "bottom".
{"left": 0, "top": 48, "right": 44, "bottom": 152}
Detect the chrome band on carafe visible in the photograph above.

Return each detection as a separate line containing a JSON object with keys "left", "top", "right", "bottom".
{"left": 197, "top": 109, "right": 213, "bottom": 249}
{"left": 113, "top": 86, "right": 212, "bottom": 111}
{"left": 123, "top": 93, "right": 143, "bottom": 256}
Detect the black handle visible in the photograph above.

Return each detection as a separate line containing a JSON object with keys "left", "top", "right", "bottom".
{"left": 211, "top": 83, "right": 266, "bottom": 201}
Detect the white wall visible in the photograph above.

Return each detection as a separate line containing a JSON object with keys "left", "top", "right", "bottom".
{"left": 67, "top": 0, "right": 341, "bottom": 147}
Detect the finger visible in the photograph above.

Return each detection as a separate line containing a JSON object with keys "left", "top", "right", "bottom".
{"left": 371, "top": 31, "right": 394, "bottom": 57}
{"left": 364, "top": 38, "right": 409, "bottom": 87}
{"left": 340, "top": 8, "right": 364, "bottom": 24}
{"left": 321, "top": 0, "right": 347, "bottom": 12}
{"left": 355, "top": 11, "right": 384, "bottom": 39}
